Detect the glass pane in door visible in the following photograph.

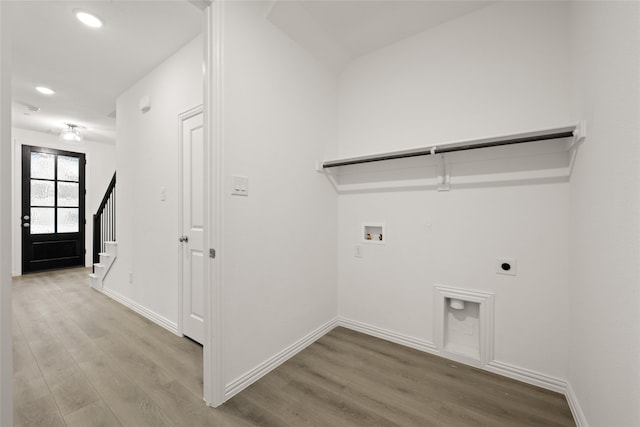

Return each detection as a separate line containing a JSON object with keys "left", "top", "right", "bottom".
{"left": 57, "top": 156, "right": 79, "bottom": 181}
{"left": 31, "top": 180, "right": 55, "bottom": 206}
{"left": 30, "top": 152, "right": 55, "bottom": 179}
{"left": 57, "top": 208, "right": 79, "bottom": 233}
{"left": 31, "top": 208, "right": 55, "bottom": 234}
{"left": 57, "top": 182, "right": 79, "bottom": 207}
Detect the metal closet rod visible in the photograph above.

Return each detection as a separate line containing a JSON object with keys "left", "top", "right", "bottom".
{"left": 322, "top": 126, "right": 577, "bottom": 169}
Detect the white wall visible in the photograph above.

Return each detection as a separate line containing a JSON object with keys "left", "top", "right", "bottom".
{"left": 108, "top": 35, "right": 203, "bottom": 329}
{"left": 338, "top": 1, "right": 572, "bottom": 157}
{"left": 219, "top": 1, "right": 338, "bottom": 388}
{"left": 339, "top": 185, "right": 569, "bottom": 377}
{"left": 10, "top": 128, "right": 116, "bottom": 275}
{"left": 337, "top": 1, "right": 572, "bottom": 382}
{"left": 568, "top": 2, "right": 640, "bottom": 425}
{"left": 0, "top": 3, "right": 13, "bottom": 425}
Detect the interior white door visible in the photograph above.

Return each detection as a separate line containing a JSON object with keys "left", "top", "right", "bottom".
{"left": 181, "top": 108, "right": 204, "bottom": 344}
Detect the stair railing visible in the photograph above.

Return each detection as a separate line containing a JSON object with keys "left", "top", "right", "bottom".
{"left": 93, "top": 172, "right": 116, "bottom": 273}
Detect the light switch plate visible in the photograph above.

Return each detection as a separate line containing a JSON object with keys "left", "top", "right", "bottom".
{"left": 354, "top": 244, "right": 363, "bottom": 258}
{"left": 231, "top": 175, "right": 248, "bottom": 196}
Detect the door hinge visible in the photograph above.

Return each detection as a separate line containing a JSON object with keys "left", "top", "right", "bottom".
{"left": 209, "top": 249, "right": 216, "bottom": 259}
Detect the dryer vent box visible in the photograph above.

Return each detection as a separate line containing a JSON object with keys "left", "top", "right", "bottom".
{"left": 496, "top": 258, "right": 517, "bottom": 276}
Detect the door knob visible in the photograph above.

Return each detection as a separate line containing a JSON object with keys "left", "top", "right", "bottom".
{"left": 23, "top": 223, "right": 30, "bottom": 228}
{"left": 179, "top": 235, "right": 189, "bottom": 243}
{"left": 23, "top": 215, "right": 30, "bottom": 220}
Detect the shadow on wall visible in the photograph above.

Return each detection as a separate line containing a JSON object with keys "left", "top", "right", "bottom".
{"left": 325, "top": 137, "right": 574, "bottom": 193}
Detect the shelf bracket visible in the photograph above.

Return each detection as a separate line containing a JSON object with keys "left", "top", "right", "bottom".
{"left": 316, "top": 160, "right": 340, "bottom": 191}
{"left": 569, "top": 120, "right": 587, "bottom": 149}
{"left": 436, "top": 153, "right": 450, "bottom": 191}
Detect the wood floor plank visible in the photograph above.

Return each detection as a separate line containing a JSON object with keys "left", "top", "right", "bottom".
{"left": 147, "top": 379, "right": 255, "bottom": 427}
{"left": 64, "top": 400, "right": 123, "bottom": 427}
{"left": 281, "top": 354, "right": 442, "bottom": 426}
{"left": 223, "top": 376, "right": 322, "bottom": 426}
{"left": 44, "top": 310, "right": 96, "bottom": 352}
{"left": 13, "top": 372, "right": 50, "bottom": 404}
{"left": 13, "top": 394, "right": 66, "bottom": 427}
{"left": 12, "top": 335, "right": 41, "bottom": 380}
{"left": 27, "top": 336, "right": 79, "bottom": 380}
{"left": 46, "top": 365, "right": 102, "bottom": 416}
{"left": 93, "top": 333, "right": 174, "bottom": 390}
{"left": 78, "top": 357, "right": 176, "bottom": 427}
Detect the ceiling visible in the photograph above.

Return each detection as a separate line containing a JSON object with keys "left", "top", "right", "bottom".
{"left": 267, "top": 1, "right": 494, "bottom": 74}
{"left": 9, "top": 1, "right": 203, "bottom": 144}
{"left": 9, "top": 1, "right": 493, "bottom": 144}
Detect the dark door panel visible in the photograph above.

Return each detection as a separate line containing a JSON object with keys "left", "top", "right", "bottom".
{"left": 22, "top": 145, "right": 86, "bottom": 273}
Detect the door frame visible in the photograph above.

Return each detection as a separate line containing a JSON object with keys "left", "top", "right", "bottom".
{"left": 0, "top": 3, "right": 13, "bottom": 425}
{"left": 203, "top": 1, "right": 224, "bottom": 407}
{"left": 177, "top": 104, "right": 204, "bottom": 341}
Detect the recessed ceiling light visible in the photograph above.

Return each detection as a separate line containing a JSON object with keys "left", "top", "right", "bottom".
{"left": 74, "top": 10, "right": 103, "bottom": 28}
{"left": 35, "top": 86, "right": 55, "bottom": 95}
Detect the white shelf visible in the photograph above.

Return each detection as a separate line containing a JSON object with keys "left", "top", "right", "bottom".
{"left": 321, "top": 125, "right": 578, "bottom": 169}
{"left": 318, "top": 124, "right": 585, "bottom": 193}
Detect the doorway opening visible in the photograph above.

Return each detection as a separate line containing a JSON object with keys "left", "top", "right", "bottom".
{"left": 9, "top": 0, "right": 216, "bottom": 409}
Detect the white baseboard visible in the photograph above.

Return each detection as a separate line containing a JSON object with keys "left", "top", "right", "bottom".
{"left": 565, "top": 382, "right": 588, "bottom": 427}
{"left": 224, "top": 317, "right": 340, "bottom": 400}
{"left": 99, "top": 286, "right": 179, "bottom": 335}
{"left": 484, "top": 360, "right": 567, "bottom": 394}
{"left": 338, "top": 317, "right": 440, "bottom": 355}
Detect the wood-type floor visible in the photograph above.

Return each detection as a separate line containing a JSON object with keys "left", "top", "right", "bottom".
{"left": 13, "top": 268, "right": 575, "bottom": 426}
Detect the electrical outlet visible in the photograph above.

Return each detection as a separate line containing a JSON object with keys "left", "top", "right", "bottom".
{"left": 231, "top": 175, "right": 249, "bottom": 196}
{"left": 496, "top": 258, "right": 517, "bottom": 276}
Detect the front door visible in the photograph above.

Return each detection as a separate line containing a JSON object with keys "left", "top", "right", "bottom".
{"left": 22, "top": 145, "right": 86, "bottom": 273}
{"left": 180, "top": 107, "right": 205, "bottom": 344}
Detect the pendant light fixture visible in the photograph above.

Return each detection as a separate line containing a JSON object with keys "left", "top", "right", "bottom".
{"left": 59, "top": 123, "right": 84, "bottom": 143}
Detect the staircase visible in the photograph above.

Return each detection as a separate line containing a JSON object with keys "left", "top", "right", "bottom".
{"left": 89, "top": 172, "right": 116, "bottom": 289}
{"left": 89, "top": 241, "right": 117, "bottom": 289}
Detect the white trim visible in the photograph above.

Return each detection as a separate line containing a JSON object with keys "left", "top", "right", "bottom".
{"left": 338, "top": 317, "right": 439, "bottom": 355}
{"left": 11, "top": 137, "right": 19, "bottom": 277}
{"left": 565, "top": 382, "right": 588, "bottom": 427}
{"left": 484, "top": 360, "right": 567, "bottom": 394}
{"left": 0, "top": 4, "right": 13, "bottom": 424}
{"left": 203, "top": 0, "right": 224, "bottom": 407}
{"left": 224, "top": 318, "right": 339, "bottom": 400}
{"left": 99, "top": 286, "right": 179, "bottom": 335}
